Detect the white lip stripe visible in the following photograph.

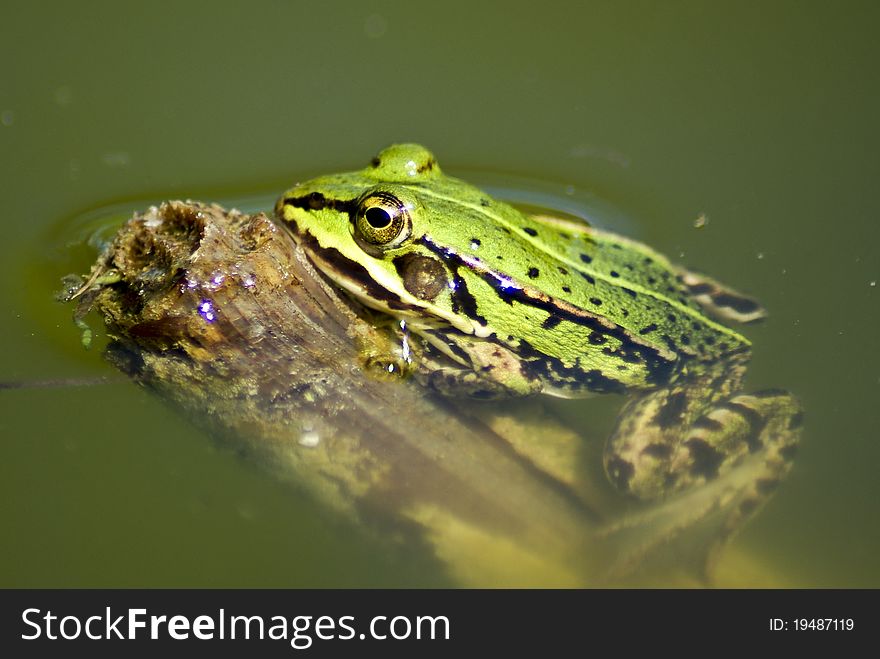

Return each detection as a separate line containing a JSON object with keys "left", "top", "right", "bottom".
{"left": 307, "top": 249, "right": 488, "bottom": 337}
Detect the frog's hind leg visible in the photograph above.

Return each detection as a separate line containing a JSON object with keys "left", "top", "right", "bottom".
{"left": 604, "top": 382, "right": 802, "bottom": 577}
{"left": 695, "top": 391, "right": 803, "bottom": 576}
{"left": 677, "top": 268, "right": 766, "bottom": 324}
{"left": 606, "top": 385, "right": 801, "bottom": 502}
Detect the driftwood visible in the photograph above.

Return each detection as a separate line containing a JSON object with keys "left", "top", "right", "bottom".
{"left": 67, "top": 201, "right": 787, "bottom": 586}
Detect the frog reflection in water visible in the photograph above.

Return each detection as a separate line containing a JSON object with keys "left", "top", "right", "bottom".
{"left": 276, "top": 144, "right": 800, "bottom": 529}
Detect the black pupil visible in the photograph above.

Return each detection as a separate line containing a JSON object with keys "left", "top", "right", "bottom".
{"left": 365, "top": 206, "right": 393, "bottom": 229}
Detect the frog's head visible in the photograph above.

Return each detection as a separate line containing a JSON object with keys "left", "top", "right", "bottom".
{"left": 275, "top": 144, "right": 526, "bottom": 335}
{"left": 276, "top": 144, "right": 445, "bottom": 257}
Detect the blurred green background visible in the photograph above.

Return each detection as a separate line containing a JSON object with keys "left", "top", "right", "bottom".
{"left": 1, "top": 0, "right": 878, "bottom": 586}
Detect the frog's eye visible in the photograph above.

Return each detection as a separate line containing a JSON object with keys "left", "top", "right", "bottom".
{"left": 353, "top": 191, "right": 412, "bottom": 252}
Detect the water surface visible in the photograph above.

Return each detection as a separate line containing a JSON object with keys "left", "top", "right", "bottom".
{"left": 1, "top": 1, "right": 878, "bottom": 587}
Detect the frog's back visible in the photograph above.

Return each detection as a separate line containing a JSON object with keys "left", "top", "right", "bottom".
{"left": 278, "top": 142, "right": 758, "bottom": 396}
{"left": 418, "top": 188, "right": 751, "bottom": 367}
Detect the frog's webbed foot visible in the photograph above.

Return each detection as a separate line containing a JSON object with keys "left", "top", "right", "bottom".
{"left": 676, "top": 268, "right": 766, "bottom": 324}
{"left": 604, "top": 382, "right": 802, "bottom": 578}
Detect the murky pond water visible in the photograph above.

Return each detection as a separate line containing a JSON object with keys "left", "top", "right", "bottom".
{"left": 2, "top": 1, "right": 878, "bottom": 587}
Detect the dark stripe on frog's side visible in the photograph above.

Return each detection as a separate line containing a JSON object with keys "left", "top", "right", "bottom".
{"left": 416, "top": 236, "right": 679, "bottom": 387}
{"left": 449, "top": 272, "right": 487, "bottom": 326}
{"left": 541, "top": 315, "right": 563, "bottom": 330}
{"left": 515, "top": 338, "right": 629, "bottom": 394}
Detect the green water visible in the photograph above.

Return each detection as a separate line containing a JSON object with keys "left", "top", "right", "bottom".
{"left": 1, "top": 1, "right": 878, "bottom": 587}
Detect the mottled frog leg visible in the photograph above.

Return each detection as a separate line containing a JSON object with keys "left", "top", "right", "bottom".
{"left": 604, "top": 354, "right": 802, "bottom": 535}
{"left": 676, "top": 267, "right": 767, "bottom": 324}
{"left": 355, "top": 319, "right": 542, "bottom": 397}
{"left": 415, "top": 330, "right": 544, "bottom": 399}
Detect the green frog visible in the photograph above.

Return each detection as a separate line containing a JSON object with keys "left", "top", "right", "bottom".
{"left": 276, "top": 144, "right": 801, "bottom": 516}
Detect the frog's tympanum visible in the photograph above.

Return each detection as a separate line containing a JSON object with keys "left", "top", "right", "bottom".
{"left": 276, "top": 144, "right": 800, "bottom": 517}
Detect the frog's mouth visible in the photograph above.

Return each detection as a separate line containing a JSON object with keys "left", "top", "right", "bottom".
{"left": 289, "top": 223, "right": 477, "bottom": 337}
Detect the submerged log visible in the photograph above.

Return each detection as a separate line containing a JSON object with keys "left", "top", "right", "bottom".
{"left": 67, "top": 201, "right": 790, "bottom": 586}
